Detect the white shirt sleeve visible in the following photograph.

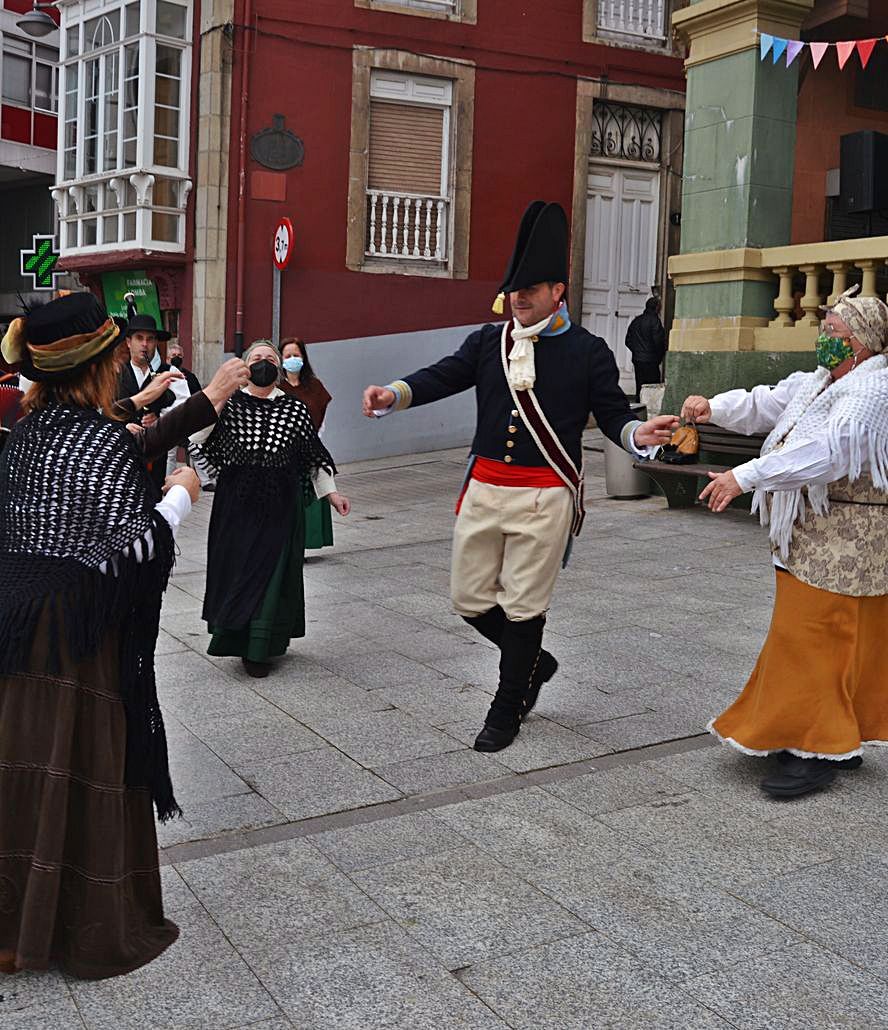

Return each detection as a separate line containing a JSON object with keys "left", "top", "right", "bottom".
{"left": 312, "top": 467, "right": 337, "bottom": 499}
{"left": 189, "top": 422, "right": 216, "bottom": 447}
{"left": 708, "top": 372, "right": 809, "bottom": 436}
{"left": 732, "top": 423, "right": 855, "bottom": 494}
{"left": 100, "top": 484, "right": 192, "bottom": 574}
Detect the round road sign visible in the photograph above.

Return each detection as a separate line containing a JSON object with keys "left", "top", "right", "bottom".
{"left": 273, "top": 217, "right": 294, "bottom": 270}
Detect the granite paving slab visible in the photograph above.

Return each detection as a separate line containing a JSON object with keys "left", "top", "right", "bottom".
{"left": 70, "top": 870, "right": 282, "bottom": 1030}
{"left": 682, "top": 941, "right": 888, "bottom": 1029}
{"left": 597, "top": 790, "right": 834, "bottom": 889}
{"left": 177, "top": 838, "right": 384, "bottom": 951}
{"left": 351, "top": 846, "right": 588, "bottom": 969}
{"left": 311, "top": 811, "right": 469, "bottom": 873}
{"left": 195, "top": 710, "right": 326, "bottom": 769}
{"left": 461, "top": 930, "right": 735, "bottom": 1030}
{"left": 304, "top": 709, "right": 462, "bottom": 767}
{"left": 372, "top": 748, "right": 512, "bottom": 795}
{"left": 432, "top": 787, "right": 638, "bottom": 873}
{"left": 541, "top": 762, "right": 694, "bottom": 817}
{"left": 734, "top": 857, "right": 888, "bottom": 977}
{"left": 157, "top": 790, "right": 285, "bottom": 848}
{"left": 246, "top": 921, "right": 510, "bottom": 1029}
{"left": 239, "top": 746, "right": 402, "bottom": 821}
{"left": 527, "top": 850, "right": 803, "bottom": 983}
{"left": 440, "top": 716, "right": 612, "bottom": 772}
{"left": 0, "top": 971, "right": 82, "bottom": 1030}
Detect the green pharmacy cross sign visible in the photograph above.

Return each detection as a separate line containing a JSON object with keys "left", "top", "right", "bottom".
{"left": 20, "top": 234, "right": 61, "bottom": 291}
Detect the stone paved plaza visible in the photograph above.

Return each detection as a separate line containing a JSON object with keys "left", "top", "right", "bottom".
{"left": 5, "top": 442, "right": 888, "bottom": 1029}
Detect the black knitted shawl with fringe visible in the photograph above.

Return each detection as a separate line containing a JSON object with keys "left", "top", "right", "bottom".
{"left": 191, "top": 391, "right": 336, "bottom": 630}
{"left": 0, "top": 404, "right": 180, "bottom": 821}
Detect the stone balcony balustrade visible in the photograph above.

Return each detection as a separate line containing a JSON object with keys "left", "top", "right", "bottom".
{"left": 365, "top": 189, "right": 449, "bottom": 264}
{"left": 668, "top": 236, "right": 888, "bottom": 352}
{"left": 597, "top": 0, "right": 667, "bottom": 39}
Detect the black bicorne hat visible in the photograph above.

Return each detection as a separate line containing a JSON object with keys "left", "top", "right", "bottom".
{"left": 492, "top": 201, "right": 569, "bottom": 313}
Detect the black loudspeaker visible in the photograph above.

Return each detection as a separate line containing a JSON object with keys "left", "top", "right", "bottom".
{"left": 840, "top": 131, "right": 888, "bottom": 213}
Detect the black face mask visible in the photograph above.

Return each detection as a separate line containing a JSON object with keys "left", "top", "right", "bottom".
{"left": 249, "top": 359, "right": 278, "bottom": 387}
{"left": 169, "top": 355, "right": 183, "bottom": 368}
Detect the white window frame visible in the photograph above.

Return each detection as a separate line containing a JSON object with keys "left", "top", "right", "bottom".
{"left": 0, "top": 34, "right": 59, "bottom": 114}
{"left": 380, "top": 0, "right": 458, "bottom": 13}
{"left": 365, "top": 70, "right": 454, "bottom": 267}
{"left": 53, "top": 0, "right": 193, "bottom": 258}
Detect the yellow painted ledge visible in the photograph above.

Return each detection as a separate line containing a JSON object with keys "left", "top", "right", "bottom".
{"left": 670, "top": 317, "right": 819, "bottom": 353}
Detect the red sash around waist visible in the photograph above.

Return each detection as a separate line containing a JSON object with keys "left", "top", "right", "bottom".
{"left": 455, "top": 457, "right": 566, "bottom": 514}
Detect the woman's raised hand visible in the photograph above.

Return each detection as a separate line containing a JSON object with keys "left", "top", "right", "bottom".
{"left": 680, "top": 395, "right": 712, "bottom": 424}
{"left": 204, "top": 358, "right": 251, "bottom": 412}
{"left": 164, "top": 466, "right": 201, "bottom": 504}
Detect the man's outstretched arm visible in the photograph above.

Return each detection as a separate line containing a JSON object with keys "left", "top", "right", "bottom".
{"left": 363, "top": 330, "right": 483, "bottom": 417}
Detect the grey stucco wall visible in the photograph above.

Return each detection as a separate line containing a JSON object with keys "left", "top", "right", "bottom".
{"left": 308, "top": 323, "right": 483, "bottom": 463}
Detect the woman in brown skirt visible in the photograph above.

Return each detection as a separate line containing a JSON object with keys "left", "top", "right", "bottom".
{"left": 0, "top": 293, "right": 248, "bottom": 978}
{"left": 682, "top": 287, "right": 888, "bottom": 798}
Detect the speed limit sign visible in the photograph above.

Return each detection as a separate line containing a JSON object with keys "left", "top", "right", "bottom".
{"left": 273, "top": 217, "right": 294, "bottom": 270}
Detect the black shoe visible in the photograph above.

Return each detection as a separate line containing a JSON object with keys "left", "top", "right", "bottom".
{"left": 241, "top": 657, "right": 270, "bottom": 678}
{"left": 762, "top": 755, "right": 837, "bottom": 798}
{"left": 202, "top": 483, "right": 216, "bottom": 493}
{"left": 473, "top": 724, "right": 520, "bottom": 753}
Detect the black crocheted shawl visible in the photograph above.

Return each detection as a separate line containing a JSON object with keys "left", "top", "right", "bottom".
{"left": 191, "top": 391, "right": 336, "bottom": 630}
{"left": 0, "top": 404, "right": 180, "bottom": 821}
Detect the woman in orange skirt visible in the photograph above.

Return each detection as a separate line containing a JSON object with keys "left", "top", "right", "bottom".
{"left": 681, "top": 286, "right": 888, "bottom": 797}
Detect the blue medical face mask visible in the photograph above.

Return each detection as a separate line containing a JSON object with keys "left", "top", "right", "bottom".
{"left": 149, "top": 348, "right": 162, "bottom": 371}
{"left": 282, "top": 356, "right": 304, "bottom": 375}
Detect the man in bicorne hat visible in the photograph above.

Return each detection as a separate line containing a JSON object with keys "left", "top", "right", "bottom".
{"left": 363, "top": 201, "right": 677, "bottom": 752}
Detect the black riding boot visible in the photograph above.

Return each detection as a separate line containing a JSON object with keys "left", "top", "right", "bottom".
{"left": 462, "top": 607, "right": 557, "bottom": 716}
{"left": 474, "top": 615, "right": 546, "bottom": 753}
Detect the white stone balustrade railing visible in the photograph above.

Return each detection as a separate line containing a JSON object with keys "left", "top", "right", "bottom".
{"left": 762, "top": 237, "right": 888, "bottom": 329}
{"left": 597, "top": 0, "right": 667, "bottom": 39}
{"left": 366, "top": 190, "right": 449, "bottom": 263}
{"left": 668, "top": 236, "right": 888, "bottom": 352}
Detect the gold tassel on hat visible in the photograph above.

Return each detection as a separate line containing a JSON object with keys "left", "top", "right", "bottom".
{"left": 491, "top": 292, "right": 505, "bottom": 315}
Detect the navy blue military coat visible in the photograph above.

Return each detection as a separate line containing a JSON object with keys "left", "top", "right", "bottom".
{"left": 396, "top": 322, "right": 637, "bottom": 469}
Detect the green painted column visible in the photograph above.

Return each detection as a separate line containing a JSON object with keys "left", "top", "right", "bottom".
{"left": 663, "top": 0, "right": 817, "bottom": 414}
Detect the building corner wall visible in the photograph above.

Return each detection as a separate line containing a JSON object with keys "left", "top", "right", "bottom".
{"left": 192, "top": 0, "right": 234, "bottom": 382}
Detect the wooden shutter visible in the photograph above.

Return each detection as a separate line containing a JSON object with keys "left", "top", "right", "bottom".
{"left": 368, "top": 101, "right": 444, "bottom": 196}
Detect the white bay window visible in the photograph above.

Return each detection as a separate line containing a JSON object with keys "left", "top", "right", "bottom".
{"left": 54, "top": 0, "right": 192, "bottom": 256}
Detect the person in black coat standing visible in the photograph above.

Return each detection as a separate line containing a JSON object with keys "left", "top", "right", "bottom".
{"left": 625, "top": 297, "right": 667, "bottom": 402}
{"left": 362, "top": 201, "right": 677, "bottom": 753}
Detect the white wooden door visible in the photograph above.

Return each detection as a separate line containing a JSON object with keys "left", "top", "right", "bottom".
{"left": 582, "top": 164, "right": 660, "bottom": 390}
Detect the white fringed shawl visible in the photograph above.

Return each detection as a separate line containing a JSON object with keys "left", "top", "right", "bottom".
{"left": 753, "top": 355, "right": 888, "bottom": 560}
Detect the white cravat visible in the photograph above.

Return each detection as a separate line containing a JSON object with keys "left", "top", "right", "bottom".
{"left": 508, "top": 313, "right": 553, "bottom": 391}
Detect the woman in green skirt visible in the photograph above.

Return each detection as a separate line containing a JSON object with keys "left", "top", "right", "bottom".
{"left": 191, "top": 341, "right": 350, "bottom": 677}
{"left": 279, "top": 336, "right": 335, "bottom": 550}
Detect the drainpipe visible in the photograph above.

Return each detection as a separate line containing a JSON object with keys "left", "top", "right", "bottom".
{"left": 233, "top": 0, "right": 252, "bottom": 357}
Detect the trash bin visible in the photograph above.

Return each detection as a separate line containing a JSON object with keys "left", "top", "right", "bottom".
{"left": 603, "top": 402, "right": 651, "bottom": 499}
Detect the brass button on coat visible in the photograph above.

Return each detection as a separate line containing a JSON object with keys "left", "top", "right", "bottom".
{"left": 506, "top": 440, "right": 514, "bottom": 449}
{"left": 511, "top": 409, "right": 519, "bottom": 418}
{"left": 504, "top": 455, "right": 513, "bottom": 463}
{"left": 508, "top": 425, "right": 517, "bottom": 434}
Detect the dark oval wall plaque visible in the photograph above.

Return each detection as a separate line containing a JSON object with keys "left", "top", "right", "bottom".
{"left": 250, "top": 114, "right": 305, "bottom": 170}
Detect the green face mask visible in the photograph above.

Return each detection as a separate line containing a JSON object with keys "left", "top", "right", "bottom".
{"left": 815, "top": 332, "right": 854, "bottom": 370}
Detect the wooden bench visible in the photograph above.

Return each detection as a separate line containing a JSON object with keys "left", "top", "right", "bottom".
{"left": 633, "top": 425, "right": 766, "bottom": 509}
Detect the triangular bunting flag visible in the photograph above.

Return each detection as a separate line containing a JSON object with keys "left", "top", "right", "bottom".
{"left": 810, "top": 41, "right": 830, "bottom": 69}
{"left": 857, "top": 39, "right": 877, "bottom": 69}
{"left": 760, "top": 33, "right": 774, "bottom": 61}
{"left": 772, "top": 37, "right": 788, "bottom": 63}
{"left": 786, "top": 40, "right": 805, "bottom": 66}
{"left": 836, "top": 41, "right": 856, "bottom": 69}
